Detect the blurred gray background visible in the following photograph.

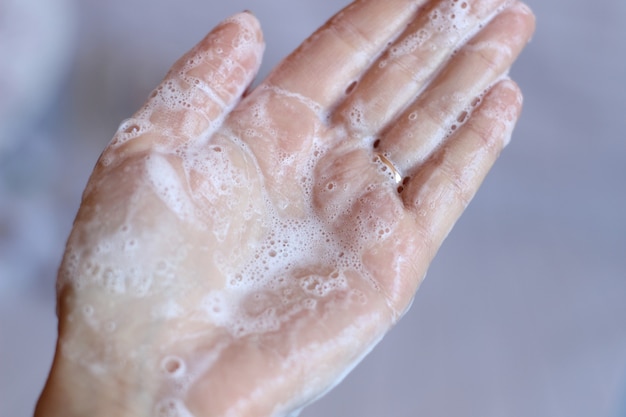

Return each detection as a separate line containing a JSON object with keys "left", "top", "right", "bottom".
{"left": 0, "top": 0, "right": 624, "bottom": 416}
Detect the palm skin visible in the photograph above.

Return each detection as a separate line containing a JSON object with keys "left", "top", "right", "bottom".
{"left": 36, "top": 1, "right": 535, "bottom": 417}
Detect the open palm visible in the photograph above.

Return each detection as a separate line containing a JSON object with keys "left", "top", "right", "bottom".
{"left": 39, "top": 1, "right": 535, "bottom": 417}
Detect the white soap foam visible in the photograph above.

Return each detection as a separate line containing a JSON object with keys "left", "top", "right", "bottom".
{"left": 145, "top": 152, "right": 197, "bottom": 225}
{"left": 464, "top": 39, "right": 514, "bottom": 64}
{"left": 155, "top": 398, "right": 195, "bottom": 417}
{"left": 161, "top": 355, "right": 187, "bottom": 378}
{"left": 389, "top": 27, "right": 431, "bottom": 60}
{"left": 57, "top": 5, "right": 523, "bottom": 415}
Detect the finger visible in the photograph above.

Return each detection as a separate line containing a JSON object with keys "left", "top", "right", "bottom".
{"left": 333, "top": 0, "right": 509, "bottom": 137}
{"left": 109, "top": 12, "right": 265, "bottom": 155}
{"left": 379, "top": 1, "right": 535, "bottom": 173}
{"left": 402, "top": 79, "right": 523, "bottom": 259}
{"left": 263, "top": 0, "right": 425, "bottom": 111}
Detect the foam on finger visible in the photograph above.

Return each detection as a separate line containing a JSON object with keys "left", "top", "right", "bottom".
{"left": 103, "top": 12, "right": 264, "bottom": 162}
{"left": 333, "top": 0, "right": 512, "bottom": 139}
{"left": 54, "top": 4, "right": 533, "bottom": 417}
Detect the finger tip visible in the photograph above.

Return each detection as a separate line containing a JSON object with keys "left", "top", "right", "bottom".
{"left": 232, "top": 10, "right": 264, "bottom": 44}
{"left": 510, "top": 1, "right": 537, "bottom": 39}
{"left": 491, "top": 78, "right": 523, "bottom": 147}
{"left": 498, "top": 78, "right": 523, "bottom": 105}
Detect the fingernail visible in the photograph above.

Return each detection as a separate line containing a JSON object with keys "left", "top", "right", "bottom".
{"left": 500, "top": 79, "right": 522, "bottom": 148}
{"left": 502, "top": 127, "right": 514, "bottom": 148}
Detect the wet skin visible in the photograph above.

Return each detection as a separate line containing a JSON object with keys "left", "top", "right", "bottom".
{"left": 35, "top": 1, "right": 535, "bottom": 417}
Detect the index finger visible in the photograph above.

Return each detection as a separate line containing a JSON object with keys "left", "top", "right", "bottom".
{"left": 263, "top": 0, "right": 425, "bottom": 111}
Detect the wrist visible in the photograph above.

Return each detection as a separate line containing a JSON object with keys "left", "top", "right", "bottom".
{"left": 34, "top": 288, "right": 160, "bottom": 417}
{"left": 35, "top": 350, "right": 148, "bottom": 417}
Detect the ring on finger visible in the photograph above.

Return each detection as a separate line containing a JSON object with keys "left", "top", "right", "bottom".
{"left": 376, "top": 153, "right": 402, "bottom": 184}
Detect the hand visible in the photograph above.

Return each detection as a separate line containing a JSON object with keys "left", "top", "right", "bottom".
{"left": 36, "top": 1, "right": 535, "bottom": 416}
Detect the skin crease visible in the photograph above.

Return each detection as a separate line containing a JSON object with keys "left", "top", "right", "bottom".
{"left": 35, "top": 1, "right": 535, "bottom": 417}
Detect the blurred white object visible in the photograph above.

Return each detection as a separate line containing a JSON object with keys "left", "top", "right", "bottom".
{"left": 0, "top": 0, "right": 75, "bottom": 151}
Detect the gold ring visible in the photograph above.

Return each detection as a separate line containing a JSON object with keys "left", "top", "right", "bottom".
{"left": 376, "top": 153, "right": 402, "bottom": 184}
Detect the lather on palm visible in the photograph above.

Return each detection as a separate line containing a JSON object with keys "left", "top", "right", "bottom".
{"left": 36, "top": 1, "right": 535, "bottom": 416}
